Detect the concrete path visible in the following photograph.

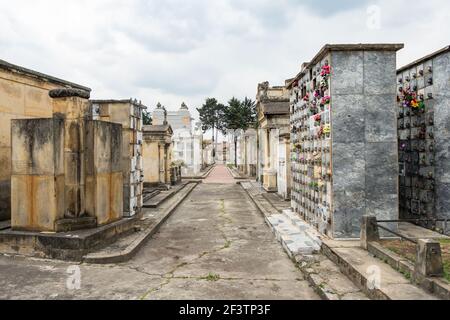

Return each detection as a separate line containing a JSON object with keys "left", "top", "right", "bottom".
{"left": 0, "top": 183, "right": 319, "bottom": 300}
{"left": 204, "top": 164, "right": 236, "bottom": 184}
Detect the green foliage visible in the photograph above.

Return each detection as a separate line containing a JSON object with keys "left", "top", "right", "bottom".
{"left": 204, "top": 273, "right": 221, "bottom": 282}
{"left": 197, "top": 96, "right": 256, "bottom": 134}
{"left": 143, "top": 110, "right": 152, "bottom": 125}
{"left": 223, "top": 97, "right": 256, "bottom": 132}
{"left": 242, "top": 97, "right": 258, "bottom": 129}
{"left": 400, "top": 270, "right": 412, "bottom": 280}
{"left": 197, "top": 98, "right": 227, "bottom": 158}
{"left": 216, "top": 103, "right": 227, "bottom": 135}
{"left": 197, "top": 98, "right": 219, "bottom": 133}
{"left": 224, "top": 240, "right": 232, "bottom": 249}
{"left": 171, "top": 160, "right": 186, "bottom": 168}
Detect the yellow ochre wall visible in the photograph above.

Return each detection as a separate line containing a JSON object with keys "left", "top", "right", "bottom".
{"left": 0, "top": 65, "right": 89, "bottom": 221}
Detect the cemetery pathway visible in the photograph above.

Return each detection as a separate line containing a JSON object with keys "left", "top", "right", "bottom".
{"left": 204, "top": 164, "right": 236, "bottom": 184}
{"left": 0, "top": 182, "right": 319, "bottom": 300}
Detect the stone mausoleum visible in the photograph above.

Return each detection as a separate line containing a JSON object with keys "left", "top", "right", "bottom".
{"left": 153, "top": 102, "right": 203, "bottom": 177}
{"left": 256, "top": 81, "right": 291, "bottom": 200}
{"left": 142, "top": 123, "right": 173, "bottom": 188}
{"left": 90, "top": 99, "right": 146, "bottom": 218}
{"left": 288, "top": 44, "right": 404, "bottom": 239}
{"left": 0, "top": 59, "right": 91, "bottom": 222}
{"left": 11, "top": 88, "right": 124, "bottom": 232}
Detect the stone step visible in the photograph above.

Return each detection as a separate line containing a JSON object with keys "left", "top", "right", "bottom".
{"left": 322, "top": 240, "right": 439, "bottom": 300}
{"left": 143, "top": 190, "right": 161, "bottom": 203}
{"left": 143, "top": 183, "right": 188, "bottom": 209}
{"left": 302, "top": 255, "right": 370, "bottom": 300}
{"left": 267, "top": 214, "right": 321, "bottom": 257}
{"left": 281, "top": 210, "right": 323, "bottom": 248}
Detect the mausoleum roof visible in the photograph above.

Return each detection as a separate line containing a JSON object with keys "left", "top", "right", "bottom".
{"left": 91, "top": 99, "right": 147, "bottom": 109}
{"left": 0, "top": 58, "right": 91, "bottom": 92}
{"left": 397, "top": 45, "right": 450, "bottom": 73}
{"left": 286, "top": 43, "right": 404, "bottom": 89}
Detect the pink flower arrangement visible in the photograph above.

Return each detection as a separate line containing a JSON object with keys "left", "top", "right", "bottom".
{"left": 321, "top": 96, "right": 331, "bottom": 105}
{"left": 321, "top": 64, "right": 331, "bottom": 76}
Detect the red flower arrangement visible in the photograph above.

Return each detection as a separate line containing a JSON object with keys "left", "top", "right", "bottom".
{"left": 313, "top": 114, "right": 321, "bottom": 122}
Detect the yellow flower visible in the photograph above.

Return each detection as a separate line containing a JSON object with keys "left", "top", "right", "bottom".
{"left": 411, "top": 99, "right": 419, "bottom": 108}
{"left": 323, "top": 124, "right": 331, "bottom": 134}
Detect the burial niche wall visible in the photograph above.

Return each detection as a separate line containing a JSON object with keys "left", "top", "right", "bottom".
{"left": 289, "top": 44, "right": 403, "bottom": 239}
{"left": 397, "top": 46, "right": 450, "bottom": 232}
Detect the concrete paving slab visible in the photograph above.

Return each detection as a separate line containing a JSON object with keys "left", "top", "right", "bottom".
{"left": 0, "top": 179, "right": 319, "bottom": 299}
{"left": 144, "top": 278, "right": 317, "bottom": 300}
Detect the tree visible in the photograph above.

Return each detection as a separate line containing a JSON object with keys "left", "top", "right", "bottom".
{"left": 242, "top": 97, "right": 257, "bottom": 128}
{"left": 143, "top": 110, "right": 152, "bottom": 125}
{"left": 215, "top": 103, "right": 226, "bottom": 148}
{"left": 197, "top": 98, "right": 225, "bottom": 159}
{"left": 223, "top": 97, "right": 255, "bottom": 167}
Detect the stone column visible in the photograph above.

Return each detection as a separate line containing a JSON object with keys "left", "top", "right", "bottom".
{"left": 263, "top": 128, "right": 277, "bottom": 192}
{"left": 244, "top": 136, "right": 248, "bottom": 175}
{"left": 50, "top": 89, "right": 91, "bottom": 220}
{"left": 415, "top": 239, "right": 444, "bottom": 277}
{"left": 159, "top": 143, "right": 165, "bottom": 184}
{"left": 265, "top": 129, "right": 271, "bottom": 169}
{"left": 283, "top": 135, "right": 292, "bottom": 199}
{"left": 164, "top": 144, "right": 170, "bottom": 184}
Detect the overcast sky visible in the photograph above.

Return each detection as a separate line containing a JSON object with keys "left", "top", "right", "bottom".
{"left": 1, "top": 0, "right": 449, "bottom": 121}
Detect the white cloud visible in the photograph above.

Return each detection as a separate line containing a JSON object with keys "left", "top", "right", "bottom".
{"left": 0, "top": 0, "right": 449, "bottom": 123}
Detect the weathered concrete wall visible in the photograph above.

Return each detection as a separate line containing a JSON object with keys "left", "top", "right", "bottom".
{"left": 85, "top": 120, "right": 123, "bottom": 226}
{"left": 92, "top": 100, "right": 144, "bottom": 217}
{"left": 10, "top": 118, "right": 65, "bottom": 231}
{"left": 331, "top": 50, "right": 399, "bottom": 238}
{"left": 11, "top": 90, "right": 123, "bottom": 231}
{"left": 0, "top": 64, "right": 89, "bottom": 221}
{"left": 142, "top": 140, "right": 160, "bottom": 185}
{"left": 53, "top": 96, "right": 91, "bottom": 219}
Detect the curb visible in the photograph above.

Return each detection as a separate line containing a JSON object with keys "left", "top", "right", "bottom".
{"left": 143, "top": 183, "right": 189, "bottom": 208}
{"left": 183, "top": 165, "right": 216, "bottom": 180}
{"left": 238, "top": 181, "right": 273, "bottom": 218}
{"left": 321, "top": 241, "right": 391, "bottom": 300}
{"left": 227, "top": 166, "right": 251, "bottom": 180}
{"left": 82, "top": 182, "right": 199, "bottom": 264}
{"left": 303, "top": 270, "right": 341, "bottom": 300}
